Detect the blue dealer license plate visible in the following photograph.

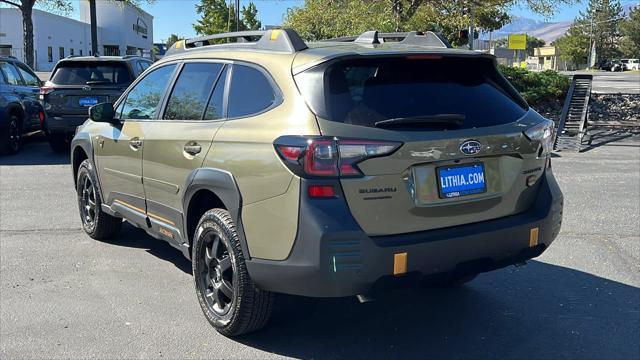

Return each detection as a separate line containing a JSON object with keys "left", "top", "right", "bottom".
{"left": 437, "top": 163, "right": 487, "bottom": 199}
{"left": 79, "top": 97, "right": 98, "bottom": 107}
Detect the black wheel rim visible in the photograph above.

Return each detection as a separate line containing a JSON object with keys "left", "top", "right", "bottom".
{"left": 8, "top": 118, "right": 19, "bottom": 152}
{"left": 198, "top": 232, "right": 234, "bottom": 316}
{"left": 80, "top": 175, "right": 97, "bottom": 226}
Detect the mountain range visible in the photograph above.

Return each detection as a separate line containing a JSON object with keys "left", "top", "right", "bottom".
{"left": 484, "top": 1, "right": 638, "bottom": 45}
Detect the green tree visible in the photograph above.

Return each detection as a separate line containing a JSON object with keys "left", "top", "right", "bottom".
{"left": 619, "top": 6, "right": 640, "bottom": 58}
{"left": 0, "top": 0, "right": 153, "bottom": 68}
{"left": 241, "top": 2, "right": 261, "bottom": 30}
{"left": 193, "top": 0, "right": 261, "bottom": 36}
{"left": 553, "top": 25, "right": 590, "bottom": 66}
{"left": 165, "top": 34, "right": 183, "bottom": 48}
{"left": 284, "top": 0, "right": 576, "bottom": 44}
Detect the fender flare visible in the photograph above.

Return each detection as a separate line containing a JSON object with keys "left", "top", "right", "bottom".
{"left": 181, "top": 168, "right": 250, "bottom": 259}
{"left": 70, "top": 132, "right": 96, "bottom": 185}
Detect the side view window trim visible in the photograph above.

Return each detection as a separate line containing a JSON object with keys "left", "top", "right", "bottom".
{"left": 225, "top": 61, "right": 283, "bottom": 121}
{"left": 198, "top": 63, "right": 227, "bottom": 121}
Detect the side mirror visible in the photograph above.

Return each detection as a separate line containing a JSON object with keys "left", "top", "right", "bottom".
{"left": 89, "top": 102, "right": 117, "bottom": 125}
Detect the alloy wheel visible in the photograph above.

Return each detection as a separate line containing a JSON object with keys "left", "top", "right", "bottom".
{"left": 80, "top": 175, "right": 97, "bottom": 227}
{"left": 198, "top": 232, "right": 235, "bottom": 316}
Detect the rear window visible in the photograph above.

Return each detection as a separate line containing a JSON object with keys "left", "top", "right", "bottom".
{"left": 51, "top": 61, "right": 132, "bottom": 85}
{"left": 295, "top": 56, "right": 528, "bottom": 129}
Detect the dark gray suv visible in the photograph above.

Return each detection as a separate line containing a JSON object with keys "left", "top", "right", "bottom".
{"left": 40, "top": 55, "right": 152, "bottom": 151}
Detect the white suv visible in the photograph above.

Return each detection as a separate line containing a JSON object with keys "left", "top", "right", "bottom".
{"left": 621, "top": 59, "right": 639, "bottom": 71}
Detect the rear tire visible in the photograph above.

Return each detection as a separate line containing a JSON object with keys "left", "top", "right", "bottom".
{"left": 1, "top": 114, "right": 21, "bottom": 155}
{"left": 192, "top": 209, "right": 274, "bottom": 337}
{"left": 49, "top": 133, "right": 68, "bottom": 153}
{"left": 76, "top": 159, "right": 122, "bottom": 239}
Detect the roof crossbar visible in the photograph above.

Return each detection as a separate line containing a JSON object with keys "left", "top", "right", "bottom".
{"left": 165, "top": 28, "right": 308, "bottom": 56}
{"left": 326, "top": 31, "right": 451, "bottom": 48}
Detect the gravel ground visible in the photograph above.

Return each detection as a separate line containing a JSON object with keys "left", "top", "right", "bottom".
{"left": 1, "top": 137, "right": 639, "bottom": 359}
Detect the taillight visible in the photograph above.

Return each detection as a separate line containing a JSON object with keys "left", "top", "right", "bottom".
{"left": 39, "top": 86, "right": 54, "bottom": 99}
{"left": 38, "top": 111, "right": 45, "bottom": 125}
{"left": 274, "top": 136, "right": 401, "bottom": 178}
{"left": 524, "top": 119, "right": 554, "bottom": 157}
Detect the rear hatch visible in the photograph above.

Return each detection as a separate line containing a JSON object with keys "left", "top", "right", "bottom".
{"left": 294, "top": 53, "right": 550, "bottom": 236}
{"left": 42, "top": 60, "right": 132, "bottom": 116}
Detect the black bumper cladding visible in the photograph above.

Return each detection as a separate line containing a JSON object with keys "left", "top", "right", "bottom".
{"left": 246, "top": 170, "right": 563, "bottom": 298}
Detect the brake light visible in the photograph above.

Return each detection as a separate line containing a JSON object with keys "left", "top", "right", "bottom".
{"left": 38, "top": 111, "right": 45, "bottom": 125}
{"left": 275, "top": 136, "right": 401, "bottom": 178}
{"left": 524, "top": 119, "right": 554, "bottom": 157}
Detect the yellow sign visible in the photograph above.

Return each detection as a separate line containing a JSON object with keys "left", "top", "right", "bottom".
{"left": 508, "top": 34, "right": 527, "bottom": 50}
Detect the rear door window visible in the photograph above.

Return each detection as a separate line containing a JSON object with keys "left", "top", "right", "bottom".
{"left": 227, "top": 64, "right": 277, "bottom": 118}
{"left": 121, "top": 64, "right": 176, "bottom": 120}
{"left": 295, "top": 56, "right": 528, "bottom": 130}
{"left": 15, "top": 63, "right": 40, "bottom": 86}
{"left": 0, "top": 61, "right": 23, "bottom": 86}
{"left": 51, "top": 61, "right": 132, "bottom": 85}
{"left": 163, "top": 62, "right": 224, "bottom": 120}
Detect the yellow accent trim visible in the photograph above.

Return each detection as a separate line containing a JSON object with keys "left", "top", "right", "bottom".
{"left": 113, "top": 199, "right": 176, "bottom": 226}
{"left": 148, "top": 212, "right": 176, "bottom": 226}
{"left": 270, "top": 29, "right": 281, "bottom": 41}
{"left": 393, "top": 252, "right": 408, "bottom": 276}
{"left": 175, "top": 40, "right": 183, "bottom": 49}
{"left": 529, "top": 227, "right": 539, "bottom": 247}
{"left": 114, "top": 199, "right": 145, "bottom": 214}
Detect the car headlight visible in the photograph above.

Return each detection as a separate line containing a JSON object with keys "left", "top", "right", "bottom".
{"left": 524, "top": 119, "right": 554, "bottom": 157}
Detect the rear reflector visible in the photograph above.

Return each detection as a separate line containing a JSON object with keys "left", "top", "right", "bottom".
{"left": 308, "top": 185, "right": 335, "bottom": 198}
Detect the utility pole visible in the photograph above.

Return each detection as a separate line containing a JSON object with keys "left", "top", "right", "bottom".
{"left": 235, "top": 0, "right": 240, "bottom": 31}
{"left": 89, "top": 0, "right": 98, "bottom": 55}
{"left": 468, "top": 3, "right": 475, "bottom": 50}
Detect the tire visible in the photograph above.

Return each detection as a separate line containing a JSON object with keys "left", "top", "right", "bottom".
{"left": 192, "top": 209, "right": 274, "bottom": 337}
{"left": 425, "top": 273, "right": 478, "bottom": 288}
{"left": 1, "top": 114, "right": 21, "bottom": 155}
{"left": 76, "top": 159, "right": 122, "bottom": 239}
{"left": 49, "top": 133, "right": 69, "bottom": 153}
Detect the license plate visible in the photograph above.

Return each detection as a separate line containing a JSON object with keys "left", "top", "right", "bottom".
{"left": 437, "top": 163, "right": 487, "bottom": 199}
{"left": 79, "top": 97, "right": 98, "bottom": 107}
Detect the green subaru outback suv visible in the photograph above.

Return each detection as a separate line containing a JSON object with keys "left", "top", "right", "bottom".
{"left": 71, "top": 29, "right": 563, "bottom": 336}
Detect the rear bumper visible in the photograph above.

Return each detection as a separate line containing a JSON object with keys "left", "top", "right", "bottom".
{"left": 246, "top": 169, "right": 563, "bottom": 297}
{"left": 45, "top": 115, "right": 87, "bottom": 134}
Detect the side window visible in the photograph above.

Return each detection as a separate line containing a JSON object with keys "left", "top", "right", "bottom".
{"left": 114, "top": 97, "right": 126, "bottom": 120}
{"left": 0, "top": 62, "right": 23, "bottom": 85}
{"left": 164, "top": 63, "right": 223, "bottom": 120}
{"left": 16, "top": 63, "right": 40, "bottom": 86}
{"left": 121, "top": 64, "right": 176, "bottom": 120}
{"left": 227, "top": 65, "right": 277, "bottom": 118}
{"left": 204, "top": 66, "right": 228, "bottom": 120}
{"left": 137, "top": 61, "right": 151, "bottom": 74}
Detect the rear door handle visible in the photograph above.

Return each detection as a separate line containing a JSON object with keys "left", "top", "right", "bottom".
{"left": 184, "top": 143, "right": 202, "bottom": 155}
{"left": 129, "top": 137, "right": 142, "bottom": 150}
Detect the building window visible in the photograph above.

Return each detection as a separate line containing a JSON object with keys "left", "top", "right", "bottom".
{"left": 79, "top": 49, "right": 83, "bottom": 56}
{"left": 70, "top": 48, "right": 74, "bottom": 56}
{"left": 103, "top": 45, "right": 120, "bottom": 56}
{"left": 59, "top": 47, "right": 64, "bottom": 59}
{"left": 0, "top": 45, "right": 12, "bottom": 57}
{"left": 126, "top": 46, "right": 137, "bottom": 55}
{"left": 48, "top": 47, "right": 53, "bottom": 62}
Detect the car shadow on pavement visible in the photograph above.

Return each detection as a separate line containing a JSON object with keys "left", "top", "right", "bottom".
{"left": 237, "top": 261, "right": 639, "bottom": 359}
{"left": 0, "top": 135, "right": 70, "bottom": 166}
{"left": 107, "top": 223, "right": 192, "bottom": 274}
{"left": 581, "top": 129, "right": 640, "bottom": 152}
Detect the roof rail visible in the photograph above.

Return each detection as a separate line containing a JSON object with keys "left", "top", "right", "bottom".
{"left": 165, "top": 28, "right": 308, "bottom": 56}
{"left": 325, "top": 31, "right": 451, "bottom": 48}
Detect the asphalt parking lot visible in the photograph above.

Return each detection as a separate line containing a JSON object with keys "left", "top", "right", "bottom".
{"left": 562, "top": 71, "right": 640, "bottom": 94}
{"left": 1, "top": 134, "right": 639, "bottom": 359}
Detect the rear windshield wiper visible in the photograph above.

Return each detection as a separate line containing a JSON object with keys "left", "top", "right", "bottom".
{"left": 85, "top": 80, "right": 111, "bottom": 85}
{"left": 374, "top": 114, "right": 465, "bottom": 128}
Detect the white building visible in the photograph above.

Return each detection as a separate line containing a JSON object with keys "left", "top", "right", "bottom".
{"left": 0, "top": 0, "right": 153, "bottom": 71}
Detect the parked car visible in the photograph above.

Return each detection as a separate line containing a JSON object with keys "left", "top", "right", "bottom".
{"left": 70, "top": 29, "right": 563, "bottom": 336}
{"left": 621, "top": 58, "right": 639, "bottom": 71}
{"left": 0, "top": 56, "right": 45, "bottom": 155}
{"left": 40, "top": 55, "right": 153, "bottom": 151}
{"left": 599, "top": 59, "right": 627, "bottom": 72}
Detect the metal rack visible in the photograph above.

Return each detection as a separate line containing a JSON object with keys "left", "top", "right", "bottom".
{"left": 325, "top": 31, "right": 451, "bottom": 48}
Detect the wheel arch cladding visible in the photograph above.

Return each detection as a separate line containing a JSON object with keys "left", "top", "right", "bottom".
{"left": 70, "top": 133, "right": 94, "bottom": 186}
{"left": 183, "top": 168, "right": 244, "bottom": 253}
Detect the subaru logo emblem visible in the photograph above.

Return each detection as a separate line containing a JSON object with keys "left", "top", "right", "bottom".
{"left": 82, "top": 85, "right": 91, "bottom": 92}
{"left": 460, "top": 140, "right": 482, "bottom": 156}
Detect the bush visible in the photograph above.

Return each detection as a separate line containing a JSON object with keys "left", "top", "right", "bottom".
{"left": 498, "top": 65, "right": 570, "bottom": 106}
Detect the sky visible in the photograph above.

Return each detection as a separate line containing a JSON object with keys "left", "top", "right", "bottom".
{"left": 50, "top": 0, "right": 630, "bottom": 43}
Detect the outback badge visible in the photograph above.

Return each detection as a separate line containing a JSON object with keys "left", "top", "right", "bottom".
{"left": 460, "top": 140, "right": 482, "bottom": 156}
